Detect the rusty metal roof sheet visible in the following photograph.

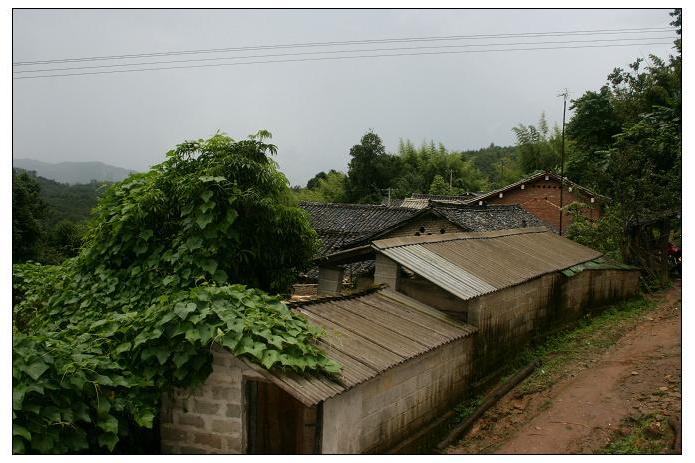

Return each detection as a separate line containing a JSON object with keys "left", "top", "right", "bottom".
{"left": 373, "top": 227, "right": 602, "bottom": 300}
{"left": 243, "top": 288, "right": 477, "bottom": 406}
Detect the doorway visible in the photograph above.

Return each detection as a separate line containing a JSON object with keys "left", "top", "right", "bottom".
{"left": 245, "top": 380, "right": 321, "bottom": 454}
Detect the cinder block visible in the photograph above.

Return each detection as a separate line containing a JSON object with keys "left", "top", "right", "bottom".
{"left": 223, "top": 435, "right": 242, "bottom": 453}
{"left": 225, "top": 403, "right": 242, "bottom": 418}
{"left": 176, "top": 412, "right": 206, "bottom": 428}
{"left": 161, "top": 424, "right": 189, "bottom": 443}
{"left": 193, "top": 399, "right": 221, "bottom": 415}
{"left": 211, "top": 419, "right": 241, "bottom": 434}
{"left": 211, "top": 385, "right": 239, "bottom": 401}
{"left": 193, "top": 431, "right": 223, "bottom": 449}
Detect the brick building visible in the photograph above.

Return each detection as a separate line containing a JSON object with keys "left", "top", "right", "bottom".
{"left": 465, "top": 171, "right": 607, "bottom": 234}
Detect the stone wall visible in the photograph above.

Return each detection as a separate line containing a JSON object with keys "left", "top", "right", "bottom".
{"left": 321, "top": 336, "right": 474, "bottom": 454}
{"left": 160, "top": 348, "right": 261, "bottom": 454}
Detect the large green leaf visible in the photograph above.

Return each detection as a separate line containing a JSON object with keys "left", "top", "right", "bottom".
{"left": 98, "top": 432, "right": 119, "bottom": 452}
{"left": 174, "top": 302, "right": 197, "bottom": 319}
{"left": 97, "top": 415, "right": 119, "bottom": 434}
{"left": 13, "top": 423, "right": 31, "bottom": 441}
{"left": 195, "top": 213, "right": 214, "bottom": 230}
{"left": 24, "top": 361, "right": 49, "bottom": 381}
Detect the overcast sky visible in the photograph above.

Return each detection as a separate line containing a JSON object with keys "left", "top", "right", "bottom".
{"left": 12, "top": 9, "right": 676, "bottom": 186}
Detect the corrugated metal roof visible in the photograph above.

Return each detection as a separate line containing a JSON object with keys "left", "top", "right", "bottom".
{"left": 243, "top": 288, "right": 477, "bottom": 406}
{"left": 373, "top": 227, "right": 602, "bottom": 300}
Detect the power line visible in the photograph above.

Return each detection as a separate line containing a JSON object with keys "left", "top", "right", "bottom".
{"left": 13, "top": 35, "right": 674, "bottom": 74}
{"left": 13, "top": 41, "right": 673, "bottom": 80}
{"left": 12, "top": 26, "right": 674, "bottom": 66}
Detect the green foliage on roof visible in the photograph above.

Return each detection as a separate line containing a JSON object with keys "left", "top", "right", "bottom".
{"left": 561, "top": 257, "right": 640, "bottom": 278}
{"left": 12, "top": 132, "right": 339, "bottom": 454}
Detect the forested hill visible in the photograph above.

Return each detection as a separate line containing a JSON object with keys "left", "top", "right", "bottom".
{"left": 13, "top": 168, "right": 103, "bottom": 227}
{"left": 13, "top": 158, "right": 135, "bottom": 184}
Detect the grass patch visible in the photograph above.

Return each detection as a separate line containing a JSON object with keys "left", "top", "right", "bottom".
{"left": 513, "top": 295, "right": 659, "bottom": 395}
{"left": 599, "top": 414, "right": 674, "bottom": 454}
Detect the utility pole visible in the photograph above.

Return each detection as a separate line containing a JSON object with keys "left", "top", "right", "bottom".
{"left": 447, "top": 169, "right": 454, "bottom": 191}
{"left": 558, "top": 89, "right": 569, "bottom": 235}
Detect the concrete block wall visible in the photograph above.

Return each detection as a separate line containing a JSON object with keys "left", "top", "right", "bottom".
{"left": 399, "top": 275, "right": 469, "bottom": 320}
{"left": 467, "top": 274, "right": 561, "bottom": 374}
{"left": 465, "top": 269, "right": 639, "bottom": 376}
{"left": 373, "top": 254, "right": 400, "bottom": 289}
{"left": 318, "top": 266, "right": 344, "bottom": 296}
{"left": 562, "top": 269, "right": 641, "bottom": 316}
{"left": 160, "top": 349, "right": 261, "bottom": 454}
{"left": 321, "top": 337, "right": 474, "bottom": 454}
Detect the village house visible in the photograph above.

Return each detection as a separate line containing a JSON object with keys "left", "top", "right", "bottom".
{"left": 161, "top": 227, "right": 640, "bottom": 455}
{"left": 296, "top": 201, "right": 545, "bottom": 296}
{"left": 160, "top": 288, "right": 477, "bottom": 454}
{"left": 318, "top": 227, "right": 640, "bottom": 375}
{"left": 463, "top": 170, "right": 607, "bottom": 234}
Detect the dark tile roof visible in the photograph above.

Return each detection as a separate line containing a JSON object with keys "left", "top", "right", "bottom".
{"left": 300, "top": 202, "right": 555, "bottom": 280}
{"left": 300, "top": 202, "right": 419, "bottom": 256}
{"left": 432, "top": 204, "right": 548, "bottom": 232}
{"left": 411, "top": 192, "right": 480, "bottom": 200}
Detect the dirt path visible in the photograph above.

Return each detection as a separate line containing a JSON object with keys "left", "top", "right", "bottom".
{"left": 448, "top": 283, "right": 681, "bottom": 454}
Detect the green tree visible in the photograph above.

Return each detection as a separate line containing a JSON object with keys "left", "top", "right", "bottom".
{"left": 41, "top": 220, "right": 85, "bottom": 264}
{"left": 429, "top": 175, "right": 450, "bottom": 195}
{"left": 12, "top": 132, "right": 338, "bottom": 454}
{"left": 512, "top": 113, "right": 565, "bottom": 174}
{"left": 567, "top": 9, "right": 681, "bottom": 285}
{"left": 12, "top": 171, "right": 46, "bottom": 263}
{"left": 345, "top": 131, "right": 399, "bottom": 203}
{"left": 463, "top": 143, "right": 520, "bottom": 187}
{"left": 491, "top": 154, "right": 524, "bottom": 188}
{"left": 392, "top": 139, "right": 489, "bottom": 197}
{"left": 306, "top": 171, "right": 328, "bottom": 190}
{"left": 83, "top": 131, "right": 319, "bottom": 294}
{"left": 565, "top": 86, "right": 622, "bottom": 189}
{"left": 296, "top": 169, "right": 348, "bottom": 203}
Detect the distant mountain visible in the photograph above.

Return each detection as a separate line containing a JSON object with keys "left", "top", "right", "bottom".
{"left": 13, "top": 158, "right": 136, "bottom": 184}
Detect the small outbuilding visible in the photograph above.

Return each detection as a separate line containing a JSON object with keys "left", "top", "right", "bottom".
{"left": 320, "top": 227, "right": 640, "bottom": 375}
{"left": 161, "top": 288, "right": 477, "bottom": 454}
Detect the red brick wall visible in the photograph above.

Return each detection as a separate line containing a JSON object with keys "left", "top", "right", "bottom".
{"left": 480, "top": 177, "right": 601, "bottom": 234}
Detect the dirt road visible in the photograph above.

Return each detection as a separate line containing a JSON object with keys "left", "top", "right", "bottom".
{"left": 448, "top": 282, "right": 681, "bottom": 454}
